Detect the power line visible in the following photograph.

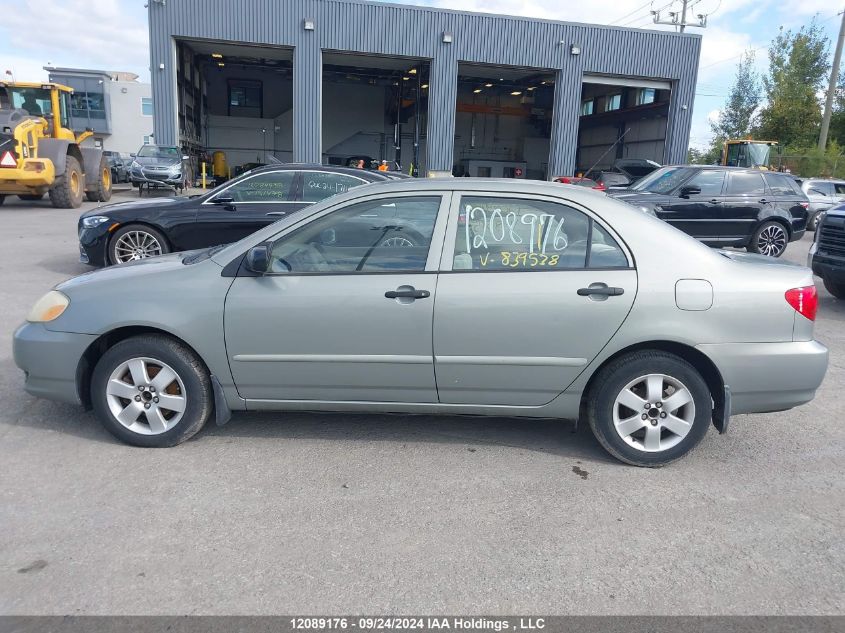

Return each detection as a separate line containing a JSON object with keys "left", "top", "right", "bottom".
{"left": 618, "top": 1, "right": 675, "bottom": 27}
{"left": 608, "top": 1, "right": 655, "bottom": 26}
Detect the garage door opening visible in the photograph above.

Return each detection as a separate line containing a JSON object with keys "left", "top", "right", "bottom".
{"left": 576, "top": 76, "right": 670, "bottom": 179}
{"left": 176, "top": 39, "right": 293, "bottom": 180}
{"left": 322, "top": 52, "right": 429, "bottom": 176}
{"left": 454, "top": 63, "right": 555, "bottom": 180}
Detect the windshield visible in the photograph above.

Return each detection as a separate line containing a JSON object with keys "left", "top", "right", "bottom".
{"left": 725, "top": 142, "right": 772, "bottom": 168}
{"left": 5, "top": 87, "right": 52, "bottom": 116}
{"left": 137, "top": 145, "right": 180, "bottom": 159}
{"left": 630, "top": 166, "right": 694, "bottom": 194}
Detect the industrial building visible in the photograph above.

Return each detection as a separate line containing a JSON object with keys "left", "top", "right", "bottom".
{"left": 146, "top": 0, "right": 701, "bottom": 178}
{"left": 45, "top": 67, "right": 153, "bottom": 154}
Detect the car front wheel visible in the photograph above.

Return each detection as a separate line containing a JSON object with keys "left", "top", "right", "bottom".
{"left": 585, "top": 351, "right": 711, "bottom": 467}
{"left": 749, "top": 220, "right": 788, "bottom": 257}
{"left": 91, "top": 335, "right": 213, "bottom": 447}
{"left": 109, "top": 224, "right": 170, "bottom": 264}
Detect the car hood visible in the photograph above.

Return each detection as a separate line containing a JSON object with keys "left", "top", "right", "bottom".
{"left": 131, "top": 156, "right": 181, "bottom": 167}
{"left": 57, "top": 251, "right": 213, "bottom": 292}
{"left": 79, "top": 196, "right": 185, "bottom": 220}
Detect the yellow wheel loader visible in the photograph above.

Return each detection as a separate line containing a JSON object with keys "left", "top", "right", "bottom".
{"left": 0, "top": 81, "right": 111, "bottom": 208}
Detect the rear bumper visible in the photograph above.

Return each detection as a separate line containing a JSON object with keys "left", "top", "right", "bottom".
{"left": 812, "top": 253, "right": 845, "bottom": 284}
{"left": 13, "top": 322, "right": 97, "bottom": 406}
{"left": 697, "top": 340, "right": 828, "bottom": 414}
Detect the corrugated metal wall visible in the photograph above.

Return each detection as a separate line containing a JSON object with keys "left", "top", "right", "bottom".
{"left": 148, "top": 0, "right": 701, "bottom": 175}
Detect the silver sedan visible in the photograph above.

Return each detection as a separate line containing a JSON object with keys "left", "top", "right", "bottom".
{"left": 13, "top": 179, "right": 829, "bottom": 466}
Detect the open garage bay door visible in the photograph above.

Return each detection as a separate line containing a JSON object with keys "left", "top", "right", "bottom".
{"left": 454, "top": 63, "right": 555, "bottom": 180}
{"left": 322, "top": 52, "right": 429, "bottom": 176}
{"left": 176, "top": 39, "right": 293, "bottom": 181}
{"left": 576, "top": 74, "right": 671, "bottom": 176}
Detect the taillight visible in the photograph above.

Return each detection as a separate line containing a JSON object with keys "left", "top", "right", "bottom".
{"left": 785, "top": 286, "right": 818, "bottom": 321}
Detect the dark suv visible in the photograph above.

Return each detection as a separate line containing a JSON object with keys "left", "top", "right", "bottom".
{"left": 609, "top": 165, "right": 809, "bottom": 257}
{"left": 810, "top": 203, "right": 845, "bottom": 298}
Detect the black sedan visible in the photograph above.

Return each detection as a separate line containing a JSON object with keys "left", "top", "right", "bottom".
{"left": 78, "top": 164, "right": 392, "bottom": 266}
{"left": 609, "top": 165, "right": 809, "bottom": 257}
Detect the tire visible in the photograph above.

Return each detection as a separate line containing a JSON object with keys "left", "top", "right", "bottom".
{"left": 748, "top": 220, "right": 789, "bottom": 257}
{"left": 823, "top": 277, "right": 845, "bottom": 299}
{"left": 808, "top": 211, "right": 820, "bottom": 232}
{"left": 48, "top": 155, "right": 85, "bottom": 208}
{"left": 108, "top": 224, "right": 170, "bottom": 265}
{"left": 18, "top": 193, "right": 44, "bottom": 201}
{"left": 86, "top": 157, "right": 112, "bottom": 202}
{"left": 91, "top": 335, "right": 213, "bottom": 447}
{"left": 585, "top": 350, "right": 712, "bottom": 467}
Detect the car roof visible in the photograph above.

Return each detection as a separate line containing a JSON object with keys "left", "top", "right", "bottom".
{"left": 245, "top": 163, "right": 392, "bottom": 181}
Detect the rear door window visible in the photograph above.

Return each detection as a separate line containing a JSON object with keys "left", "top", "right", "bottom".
{"left": 452, "top": 196, "right": 628, "bottom": 271}
{"left": 214, "top": 170, "right": 295, "bottom": 203}
{"left": 726, "top": 172, "right": 766, "bottom": 196}
{"left": 299, "top": 171, "right": 368, "bottom": 203}
{"left": 834, "top": 183, "right": 845, "bottom": 195}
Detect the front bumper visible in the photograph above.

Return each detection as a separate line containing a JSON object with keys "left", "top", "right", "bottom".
{"left": 131, "top": 169, "right": 182, "bottom": 187}
{"left": 78, "top": 224, "right": 112, "bottom": 267}
{"left": 697, "top": 340, "right": 828, "bottom": 415}
{"left": 13, "top": 322, "right": 98, "bottom": 406}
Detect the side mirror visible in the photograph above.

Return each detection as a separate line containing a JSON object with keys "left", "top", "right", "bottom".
{"left": 130, "top": 153, "right": 136, "bottom": 158}
{"left": 245, "top": 245, "right": 270, "bottom": 274}
{"left": 679, "top": 185, "right": 701, "bottom": 198}
{"left": 212, "top": 195, "right": 235, "bottom": 205}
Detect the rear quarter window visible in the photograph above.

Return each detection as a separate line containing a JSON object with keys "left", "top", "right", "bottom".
{"left": 763, "top": 173, "right": 801, "bottom": 196}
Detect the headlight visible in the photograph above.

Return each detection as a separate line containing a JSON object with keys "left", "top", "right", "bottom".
{"left": 81, "top": 215, "right": 111, "bottom": 228}
{"left": 27, "top": 290, "right": 70, "bottom": 323}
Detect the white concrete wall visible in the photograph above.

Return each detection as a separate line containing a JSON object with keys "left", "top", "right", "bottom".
{"left": 102, "top": 80, "right": 153, "bottom": 154}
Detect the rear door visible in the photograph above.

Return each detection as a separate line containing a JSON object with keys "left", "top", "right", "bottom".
{"left": 432, "top": 192, "right": 636, "bottom": 406}
{"left": 722, "top": 171, "right": 769, "bottom": 242}
{"left": 188, "top": 169, "right": 301, "bottom": 249}
{"left": 659, "top": 169, "right": 726, "bottom": 240}
{"left": 763, "top": 172, "right": 807, "bottom": 231}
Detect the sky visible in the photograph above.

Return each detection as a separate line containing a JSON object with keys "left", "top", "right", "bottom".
{"left": 1, "top": 0, "right": 842, "bottom": 150}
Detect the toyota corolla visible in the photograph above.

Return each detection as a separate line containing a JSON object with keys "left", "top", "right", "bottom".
{"left": 14, "top": 179, "right": 828, "bottom": 466}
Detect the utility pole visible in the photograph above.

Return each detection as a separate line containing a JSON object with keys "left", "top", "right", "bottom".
{"left": 819, "top": 10, "right": 845, "bottom": 151}
{"left": 652, "top": 0, "right": 708, "bottom": 32}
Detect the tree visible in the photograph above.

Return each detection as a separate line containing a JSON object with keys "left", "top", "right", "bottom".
{"left": 710, "top": 50, "right": 761, "bottom": 143}
{"left": 756, "top": 20, "right": 830, "bottom": 149}
{"left": 687, "top": 146, "right": 720, "bottom": 165}
{"left": 828, "top": 68, "right": 845, "bottom": 148}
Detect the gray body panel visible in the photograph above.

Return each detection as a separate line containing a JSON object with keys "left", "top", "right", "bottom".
{"left": 13, "top": 179, "right": 828, "bottom": 421}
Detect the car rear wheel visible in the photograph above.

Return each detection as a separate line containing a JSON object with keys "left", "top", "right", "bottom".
{"left": 823, "top": 277, "right": 845, "bottom": 299}
{"left": 109, "top": 224, "right": 170, "bottom": 264}
{"left": 748, "top": 220, "right": 788, "bottom": 257}
{"left": 91, "top": 335, "right": 213, "bottom": 447}
{"left": 585, "top": 351, "right": 711, "bottom": 467}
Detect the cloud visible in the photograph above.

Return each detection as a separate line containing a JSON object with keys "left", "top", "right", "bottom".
{"left": 0, "top": 0, "right": 149, "bottom": 79}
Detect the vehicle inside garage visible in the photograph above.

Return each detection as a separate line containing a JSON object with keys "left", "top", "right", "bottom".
{"left": 321, "top": 52, "right": 429, "bottom": 175}
{"left": 576, "top": 76, "right": 671, "bottom": 174}
{"left": 453, "top": 63, "right": 556, "bottom": 180}
{"left": 175, "top": 39, "right": 294, "bottom": 178}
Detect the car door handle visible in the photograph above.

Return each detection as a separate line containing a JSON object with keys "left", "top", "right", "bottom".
{"left": 758, "top": 199, "right": 768, "bottom": 204}
{"left": 266, "top": 211, "right": 287, "bottom": 217}
{"left": 577, "top": 285, "right": 624, "bottom": 297}
{"left": 385, "top": 287, "right": 430, "bottom": 299}
{"left": 708, "top": 199, "right": 721, "bottom": 205}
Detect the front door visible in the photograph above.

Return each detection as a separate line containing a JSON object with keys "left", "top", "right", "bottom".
{"left": 224, "top": 194, "right": 448, "bottom": 402}
{"left": 187, "top": 169, "right": 302, "bottom": 250}
{"left": 660, "top": 169, "right": 726, "bottom": 241}
{"left": 433, "top": 194, "right": 637, "bottom": 406}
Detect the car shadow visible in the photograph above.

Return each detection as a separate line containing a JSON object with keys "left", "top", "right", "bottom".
{"left": 36, "top": 252, "right": 92, "bottom": 276}
{"left": 10, "top": 394, "right": 614, "bottom": 463}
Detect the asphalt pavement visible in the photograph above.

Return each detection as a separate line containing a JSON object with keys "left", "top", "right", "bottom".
{"left": 0, "top": 190, "right": 842, "bottom": 615}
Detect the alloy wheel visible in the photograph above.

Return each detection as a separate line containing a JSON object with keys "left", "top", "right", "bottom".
{"left": 105, "top": 357, "right": 187, "bottom": 435}
{"left": 113, "top": 230, "right": 163, "bottom": 263}
{"left": 757, "top": 224, "right": 787, "bottom": 257}
{"left": 612, "top": 373, "right": 696, "bottom": 453}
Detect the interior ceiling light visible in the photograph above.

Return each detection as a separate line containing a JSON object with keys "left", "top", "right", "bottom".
{"left": 484, "top": 83, "right": 493, "bottom": 88}
{"left": 211, "top": 53, "right": 223, "bottom": 59}
{"left": 527, "top": 86, "right": 536, "bottom": 91}
{"left": 403, "top": 76, "right": 410, "bottom": 81}
{"left": 421, "top": 84, "right": 429, "bottom": 89}
{"left": 473, "top": 88, "right": 482, "bottom": 93}
{"left": 510, "top": 91, "right": 522, "bottom": 96}
{"left": 217, "top": 62, "right": 225, "bottom": 67}
{"left": 408, "top": 68, "right": 417, "bottom": 74}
